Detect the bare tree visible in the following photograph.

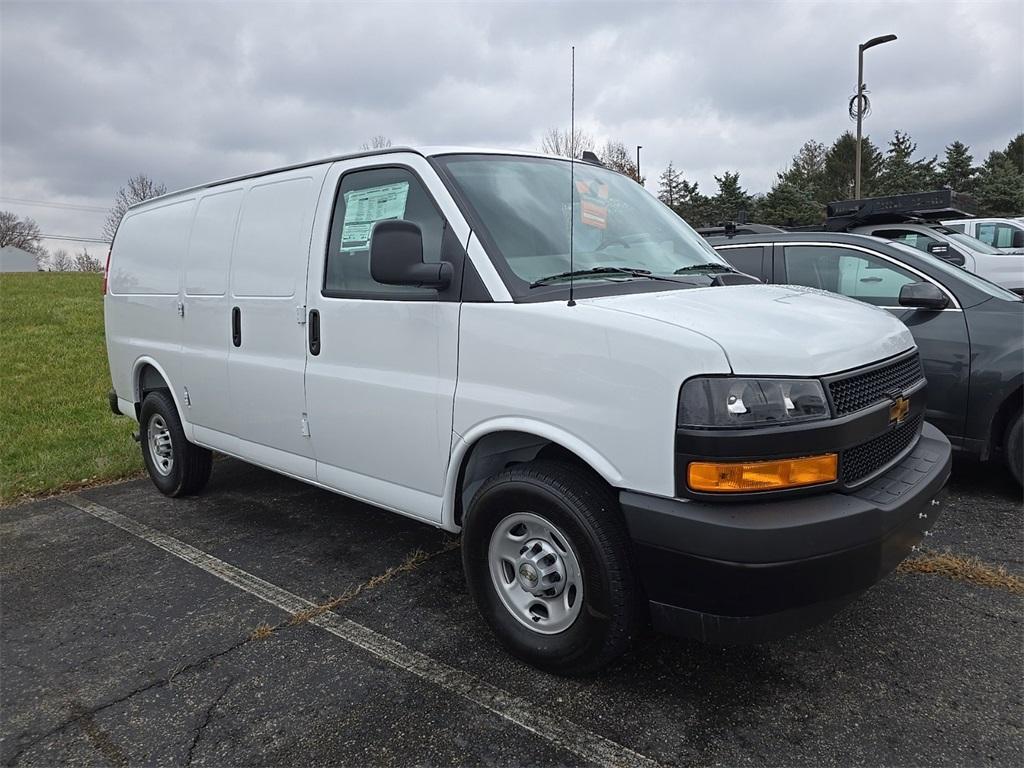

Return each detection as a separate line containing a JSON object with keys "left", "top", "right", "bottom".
{"left": 540, "top": 128, "right": 595, "bottom": 159}
{"left": 49, "top": 248, "right": 73, "bottom": 272}
{"left": 598, "top": 141, "right": 644, "bottom": 184}
{"left": 0, "top": 210, "right": 47, "bottom": 257}
{"left": 102, "top": 174, "right": 167, "bottom": 243}
{"left": 360, "top": 135, "right": 393, "bottom": 151}
{"left": 74, "top": 248, "right": 103, "bottom": 272}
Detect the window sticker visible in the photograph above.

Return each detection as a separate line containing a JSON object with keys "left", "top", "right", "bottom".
{"left": 576, "top": 179, "right": 609, "bottom": 229}
{"left": 339, "top": 181, "right": 410, "bottom": 251}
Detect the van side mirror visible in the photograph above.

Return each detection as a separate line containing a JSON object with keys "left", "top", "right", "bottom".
{"left": 926, "top": 241, "right": 965, "bottom": 266}
{"left": 369, "top": 220, "right": 452, "bottom": 289}
{"left": 898, "top": 282, "right": 949, "bottom": 310}
{"left": 1013, "top": 230, "right": 1024, "bottom": 249}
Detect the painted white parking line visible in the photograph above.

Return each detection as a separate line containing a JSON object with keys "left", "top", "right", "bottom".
{"left": 63, "top": 494, "right": 660, "bottom": 768}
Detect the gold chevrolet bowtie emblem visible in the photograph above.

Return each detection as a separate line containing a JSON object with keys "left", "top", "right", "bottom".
{"left": 889, "top": 396, "right": 910, "bottom": 425}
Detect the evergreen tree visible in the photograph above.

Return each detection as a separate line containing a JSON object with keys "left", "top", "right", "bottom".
{"left": 657, "top": 162, "right": 686, "bottom": 210}
{"left": 975, "top": 150, "right": 1024, "bottom": 216}
{"left": 759, "top": 182, "right": 823, "bottom": 227}
{"left": 709, "top": 171, "right": 755, "bottom": 223}
{"left": 1004, "top": 133, "right": 1024, "bottom": 175}
{"left": 820, "top": 131, "right": 882, "bottom": 202}
{"left": 938, "top": 140, "right": 976, "bottom": 193}
{"left": 875, "top": 130, "right": 938, "bottom": 195}
{"left": 676, "top": 181, "right": 713, "bottom": 227}
{"left": 778, "top": 140, "right": 828, "bottom": 203}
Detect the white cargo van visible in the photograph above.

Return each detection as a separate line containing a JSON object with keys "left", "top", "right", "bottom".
{"left": 105, "top": 147, "right": 951, "bottom": 673}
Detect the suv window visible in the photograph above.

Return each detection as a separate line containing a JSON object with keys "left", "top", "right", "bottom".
{"left": 977, "top": 222, "right": 1022, "bottom": 249}
{"left": 783, "top": 245, "right": 918, "bottom": 307}
{"left": 324, "top": 167, "right": 444, "bottom": 297}
{"left": 716, "top": 245, "right": 764, "bottom": 278}
{"left": 872, "top": 228, "right": 942, "bottom": 253}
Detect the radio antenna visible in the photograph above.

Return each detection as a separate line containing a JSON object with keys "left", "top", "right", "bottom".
{"left": 568, "top": 45, "right": 576, "bottom": 308}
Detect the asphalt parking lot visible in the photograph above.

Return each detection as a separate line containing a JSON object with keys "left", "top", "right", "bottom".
{"left": 2, "top": 458, "right": 1021, "bottom": 767}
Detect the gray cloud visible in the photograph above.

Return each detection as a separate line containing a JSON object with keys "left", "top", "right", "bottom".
{"left": 2, "top": 0, "right": 1020, "bottom": 247}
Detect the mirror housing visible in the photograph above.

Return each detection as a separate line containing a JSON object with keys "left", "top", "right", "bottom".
{"left": 899, "top": 281, "right": 949, "bottom": 310}
{"left": 369, "top": 220, "right": 452, "bottom": 289}
{"left": 1012, "top": 230, "right": 1024, "bottom": 249}
{"left": 926, "top": 241, "right": 965, "bottom": 266}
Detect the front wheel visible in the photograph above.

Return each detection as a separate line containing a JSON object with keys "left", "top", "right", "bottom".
{"left": 1004, "top": 411, "right": 1022, "bottom": 487}
{"left": 139, "top": 390, "right": 212, "bottom": 497}
{"left": 462, "top": 460, "right": 642, "bottom": 675}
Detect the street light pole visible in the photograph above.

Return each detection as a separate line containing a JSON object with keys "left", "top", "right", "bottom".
{"left": 854, "top": 34, "right": 897, "bottom": 199}
{"left": 636, "top": 145, "right": 642, "bottom": 185}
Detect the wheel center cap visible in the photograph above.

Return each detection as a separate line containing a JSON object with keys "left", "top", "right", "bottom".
{"left": 518, "top": 563, "right": 539, "bottom": 587}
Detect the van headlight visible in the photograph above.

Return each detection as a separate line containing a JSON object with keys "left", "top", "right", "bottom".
{"left": 678, "top": 377, "right": 830, "bottom": 428}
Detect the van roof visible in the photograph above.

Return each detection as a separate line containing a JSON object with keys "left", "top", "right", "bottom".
{"left": 127, "top": 146, "right": 574, "bottom": 211}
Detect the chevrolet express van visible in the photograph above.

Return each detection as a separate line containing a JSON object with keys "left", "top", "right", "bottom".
{"left": 105, "top": 147, "right": 951, "bottom": 674}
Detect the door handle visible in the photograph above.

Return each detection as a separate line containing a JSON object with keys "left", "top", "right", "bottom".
{"left": 232, "top": 306, "right": 241, "bottom": 347}
{"left": 308, "top": 309, "right": 320, "bottom": 356}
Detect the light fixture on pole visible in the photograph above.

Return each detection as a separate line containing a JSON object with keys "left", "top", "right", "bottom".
{"left": 852, "top": 34, "right": 897, "bottom": 199}
{"left": 636, "top": 145, "right": 642, "bottom": 185}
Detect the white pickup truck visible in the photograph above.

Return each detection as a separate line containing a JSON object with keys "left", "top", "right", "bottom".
{"left": 104, "top": 147, "right": 951, "bottom": 673}
{"left": 943, "top": 217, "right": 1024, "bottom": 252}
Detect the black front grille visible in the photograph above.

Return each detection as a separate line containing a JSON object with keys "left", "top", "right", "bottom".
{"left": 842, "top": 413, "right": 923, "bottom": 485}
{"left": 829, "top": 354, "right": 924, "bottom": 416}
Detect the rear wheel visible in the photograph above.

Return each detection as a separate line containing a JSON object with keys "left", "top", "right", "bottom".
{"left": 139, "top": 390, "right": 212, "bottom": 496}
{"left": 462, "top": 460, "right": 642, "bottom": 675}
{"left": 1004, "top": 411, "right": 1022, "bottom": 487}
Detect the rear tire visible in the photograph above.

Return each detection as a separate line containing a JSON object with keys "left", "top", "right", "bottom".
{"left": 462, "top": 460, "right": 642, "bottom": 675}
{"left": 1004, "top": 411, "right": 1022, "bottom": 487}
{"left": 139, "top": 390, "right": 212, "bottom": 497}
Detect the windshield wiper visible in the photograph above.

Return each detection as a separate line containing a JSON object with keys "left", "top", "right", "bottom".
{"left": 672, "top": 263, "right": 738, "bottom": 275}
{"left": 530, "top": 266, "right": 653, "bottom": 287}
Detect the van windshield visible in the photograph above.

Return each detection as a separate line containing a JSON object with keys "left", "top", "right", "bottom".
{"left": 933, "top": 227, "right": 1004, "bottom": 255}
{"left": 435, "top": 154, "right": 726, "bottom": 289}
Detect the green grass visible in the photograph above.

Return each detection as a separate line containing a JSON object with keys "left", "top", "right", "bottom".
{"left": 1, "top": 273, "right": 141, "bottom": 503}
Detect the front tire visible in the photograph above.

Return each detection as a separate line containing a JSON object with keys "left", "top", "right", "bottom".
{"left": 139, "top": 390, "right": 212, "bottom": 497}
{"left": 462, "top": 460, "right": 642, "bottom": 675}
{"left": 1004, "top": 411, "right": 1022, "bottom": 487}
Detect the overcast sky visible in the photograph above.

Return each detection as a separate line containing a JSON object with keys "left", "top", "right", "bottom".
{"left": 2, "top": 0, "right": 1021, "bottom": 252}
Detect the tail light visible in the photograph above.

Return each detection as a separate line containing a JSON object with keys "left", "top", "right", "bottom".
{"left": 102, "top": 247, "right": 112, "bottom": 294}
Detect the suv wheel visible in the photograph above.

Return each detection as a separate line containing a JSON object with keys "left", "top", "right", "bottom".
{"left": 1005, "top": 411, "right": 1022, "bottom": 487}
{"left": 139, "top": 390, "right": 212, "bottom": 497}
{"left": 462, "top": 460, "right": 642, "bottom": 675}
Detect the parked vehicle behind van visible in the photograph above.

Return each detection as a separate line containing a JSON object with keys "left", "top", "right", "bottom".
{"left": 105, "top": 147, "right": 951, "bottom": 673}
{"left": 709, "top": 231, "right": 1024, "bottom": 484}
{"left": 943, "top": 217, "right": 1024, "bottom": 252}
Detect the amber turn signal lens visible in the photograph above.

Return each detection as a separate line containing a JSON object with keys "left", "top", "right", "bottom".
{"left": 687, "top": 454, "right": 838, "bottom": 493}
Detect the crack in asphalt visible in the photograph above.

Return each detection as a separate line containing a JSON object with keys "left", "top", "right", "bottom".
{"left": 185, "top": 679, "right": 234, "bottom": 766}
{"left": 4, "top": 637, "right": 250, "bottom": 767}
{"left": 249, "top": 537, "right": 460, "bottom": 640}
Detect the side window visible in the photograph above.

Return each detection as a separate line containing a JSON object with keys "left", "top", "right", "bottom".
{"left": 979, "top": 223, "right": 1019, "bottom": 248}
{"left": 324, "top": 167, "right": 444, "bottom": 297}
{"left": 716, "top": 246, "right": 764, "bottom": 278}
{"left": 783, "top": 245, "right": 918, "bottom": 307}
{"left": 873, "top": 229, "right": 941, "bottom": 253}
{"left": 976, "top": 223, "right": 996, "bottom": 247}
{"left": 945, "top": 222, "right": 966, "bottom": 233}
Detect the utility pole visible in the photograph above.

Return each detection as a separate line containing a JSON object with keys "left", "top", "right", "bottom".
{"left": 636, "top": 145, "right": 642, "bottom": 185}
{"left": 854, "top": 34, "right": 897, "bottom": 198}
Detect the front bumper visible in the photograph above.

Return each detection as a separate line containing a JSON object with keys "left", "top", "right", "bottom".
{"left": 621, "top": 422, "right": 952, "bottom": 644}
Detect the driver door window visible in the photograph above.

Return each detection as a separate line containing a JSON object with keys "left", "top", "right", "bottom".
{"left": 783, "top": 245, "right": 917, "bottom": 307}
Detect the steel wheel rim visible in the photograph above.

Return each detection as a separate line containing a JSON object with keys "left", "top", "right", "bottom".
{"left": 487, "top": 511, "right": 584, "bottom": 635}
{"left": 147, "top": 414, "right": 173, "bottom": 476}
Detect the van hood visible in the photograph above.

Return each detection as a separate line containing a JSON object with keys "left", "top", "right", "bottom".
{"left": 582, "top": 284, "right": 915, "bottom": 376}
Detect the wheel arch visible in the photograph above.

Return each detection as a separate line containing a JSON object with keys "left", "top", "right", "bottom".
{"left": 442, "top": 419, "right": 623, "bottom": 531}
{"left": 132, "top": 357, "right": 187, "bottom": 427}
